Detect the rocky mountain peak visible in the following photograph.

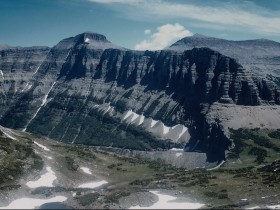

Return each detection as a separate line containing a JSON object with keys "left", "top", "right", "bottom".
{"left": 77, "top": 31, "right": 110, "bottom": 43}
{"left": 169, "top": 34, "right": 222, "bottom": 48}
{"left": 53, "top": 31, "right": 124, "bottom": 51}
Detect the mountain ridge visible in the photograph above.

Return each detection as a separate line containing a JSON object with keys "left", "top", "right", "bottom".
{"left": 168, "top": 33, "right": 280, "bottom": 79}
{"left": 0, "top": 31, "right": 280, "bottom": 161}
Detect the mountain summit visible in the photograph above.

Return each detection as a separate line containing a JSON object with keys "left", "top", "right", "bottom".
{"left": 79, "top": 31, "right": 109, "bottom": 43}
{"left": 168, "top": 34, "right": 280, "bottom": 78}
{"left": 54, "top": 31, "right": 124, "bottom": 51}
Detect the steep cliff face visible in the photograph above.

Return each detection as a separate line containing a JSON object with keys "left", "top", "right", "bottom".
{"left": 0, "top": 32, "right": 280, "bottom": 161}
{"left": 168, "top": 34, "right": 280, "bottom": 80}
{"left": 0, "top": 46, "right": 50, "bottom": 123}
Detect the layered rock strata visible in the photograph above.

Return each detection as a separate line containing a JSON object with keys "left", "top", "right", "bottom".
{"left": 1, "top": 32, "right": 280, "bottom": 160}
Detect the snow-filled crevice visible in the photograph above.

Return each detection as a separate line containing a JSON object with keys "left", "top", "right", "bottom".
{"left": 22, "top": 82, "right": 56, "bottom": 131}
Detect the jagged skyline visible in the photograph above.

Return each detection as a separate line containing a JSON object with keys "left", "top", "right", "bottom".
{"left": 0, "top": 0, "right": 279, "bottom": 50}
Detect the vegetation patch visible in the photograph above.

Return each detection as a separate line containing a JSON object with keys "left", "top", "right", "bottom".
{"left": 76, "top": 192, "right": 100, "bottom": 206}
{"left": 104, "top": 191, "right": 131, "bottom": 204}
{"left": 229, "top": 128, "right": 280, "bottom": 164}
{"left": 0, "top": 134, "right": 42, "bottom": 187}
{"left": 65, "top": 156, "right": 79, "bottom": 171}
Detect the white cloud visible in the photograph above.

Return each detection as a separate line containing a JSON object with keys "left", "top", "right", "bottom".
{"left": 144, "top": 29, "right": 151, "bottom": 35}
{"left": 87, "top": 0, "right": 280, "bottom": 36}
{"left": 135, "top": 23, "right": 193, "bottom": 51}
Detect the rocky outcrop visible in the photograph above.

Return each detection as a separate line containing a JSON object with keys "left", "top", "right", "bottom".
{"left": 0, "top": 32, "right": 280, "bottom": 161}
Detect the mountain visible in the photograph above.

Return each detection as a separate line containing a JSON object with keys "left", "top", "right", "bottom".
{"left": 0, "top": 32, "right": 280, "bottom": 161}
{"left": 168, "top": 34, "right": 280, "bottom": 80}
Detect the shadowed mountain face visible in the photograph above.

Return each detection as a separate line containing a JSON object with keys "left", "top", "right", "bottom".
{"left": 168, "top": 34, "right": 280, "bottom": 80}
{"left": 0, "top": 32, "right": 280, "bottom": 161}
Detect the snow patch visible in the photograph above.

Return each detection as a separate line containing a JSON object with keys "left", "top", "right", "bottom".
{"left": 0, "top": 70, "right": 4, "bottom": 79}
{"left": 33, "top": 63, "right": 43, "bottom": 75}
{"left": 129, "top": 191, "right": 204, "bottom": 209}
{"left": 170, "top": 148, "right": 184, "bottom": 152}
{"left": 246, "top": 206, "right": 260, "bottom": 209}
{"left": 80, "top": 167, "right": 92, "bottom": 175}
{"left": 85, "top": 38, "right": 91, "bottom": 43}
{"left": 71, "top": 126, "right": 81, "bottom": 144}
{"left": 176, "top": 153, "right": 183, "bottom": 157}
{"left": 0, "top": 196, "right": 67, "bottom": 209}
{"left": 123, "top": 110, "right": 133, "bottom": 120}
{"left": 163, "top": 125, "right": 170, "bottom": 135}
{"left": 26, "top": 166, "right": 56, "bottom": 188}
{"left": 41, "top": 82, "right": 56, "bottom": 106}
{"left": 104, "top": 106, "right": 111, "bottom": 114}
{"left": 122, "top": 109, "right": 190, "bottom": 143}
{"left": 96, "top": 107, "right": 190, "bottom": 143}
{"left": 178, "top": 126, "right": 187, "bottom": 139}
{"left": 1, "top": 129, "right": 17, "bottom": 141}
{"left": 123, "top": 110, "right": 141, "bottom": 123}
{"left": 78, "top": 180, "right": 108, "bottom": 189}
{"left": 46, "top": 156, "right": 53, "bottom": 160}
{"left": 151, "top": 119, "right": 158, "bottom": 128}
{"left": 267, "top": 205, "right": 280, "bottom": 209}
{"left": 207, "top": 160, "right": 225, "bottom": 171}
{"left": 34, "top": 141, "right": 50, "bottom": 152}
{"left": 21, "top": 83, "right": 32, "bottom": 92}
{"left": 130, "top": 112, "right": 139, "bottom": 122}
{"left": 138, "top": 114, "right": 145, "bottom": 125}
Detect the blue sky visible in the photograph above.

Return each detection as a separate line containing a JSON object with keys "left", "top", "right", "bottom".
{"left": 0, "top": 0, "right": 279, "bottom": 50}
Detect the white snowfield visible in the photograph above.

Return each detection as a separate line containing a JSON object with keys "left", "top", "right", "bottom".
{"left": 26, "top": 166, "right": 56, "bottom": 188}
{"left": 77, "top": 180, "right": 108, "bottom": 189}
{"left": 0, "top": 196, "right": 67, "bottom": 209}
{"left": 122, "top": 109, "right": 190, "bottom": 143}
{"left": 34, "top": 141, "right": 50, "bottom": 152}
{"left": 91, "top": 104, "right": 190, "bottom": 144}
{"left": 80, "top": 167, "right": 92, "bottom": 175}
{"left": 89, "top": 103, "right": 190, "bottom": 143}
{"left": 129, "top": 191, "right": 205, "bottom": 209}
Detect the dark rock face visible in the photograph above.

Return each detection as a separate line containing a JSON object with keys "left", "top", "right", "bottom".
{"left": 0, "top": 32, "right": 280, "bottom": 161}
{"left": 168, "top": 34, "right": 280, "bottom": 80}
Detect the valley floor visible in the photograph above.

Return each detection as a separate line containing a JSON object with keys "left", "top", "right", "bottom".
{"left": 0, "top": 127, "right": 279, "bottom": 209}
